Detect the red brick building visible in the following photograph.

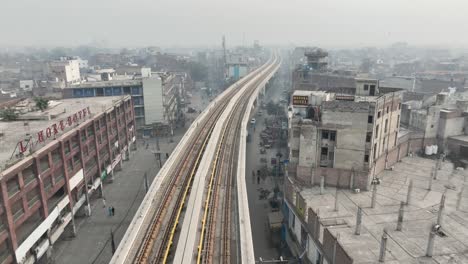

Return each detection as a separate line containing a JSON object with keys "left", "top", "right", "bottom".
{"left": 0, "top": 95, "right": 135, "bottom": 263}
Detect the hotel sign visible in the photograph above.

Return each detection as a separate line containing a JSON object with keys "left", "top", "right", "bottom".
{"left": 292, "top": 95, "right": 309, "bottom": 106}
{"left": 17, "top": 107, "right": 91, "bottom": 154}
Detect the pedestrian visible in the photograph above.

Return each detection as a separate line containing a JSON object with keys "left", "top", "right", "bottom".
{"left": 252, "top": 170, "right": 255, "bottom": 184}
{"left": 108, "top": 206, "right": 112, "bottom": 216}
{"left": 111, "top": 206, "right": 115, "bottom": 216}
{"left": 257, "top": 176, "right": 260, "bottom": 185}
{"left": 102, "top": 197, "right": 107, "bottom": 208}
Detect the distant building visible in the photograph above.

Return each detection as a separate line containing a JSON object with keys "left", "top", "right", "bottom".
{"left": 63, "top": 71, "right": 185, "bottom": 136}
{"left": 288, "top": 79, "right": 403, "bottom": 190}
{"left": 19, "top": 80, "right": 34, "bottom": 92}
{"left": 0, "top": 96, "right": 135, "bottom": 264}
{"left": 48, "top": 57, "right": 81, "bottom": 85}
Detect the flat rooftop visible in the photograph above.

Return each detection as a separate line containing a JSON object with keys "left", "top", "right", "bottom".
{"left": 69, "top": 79, "right": 141, "bottom": 89}
{"left": 0, "top": 96, "right": 128, "bottom": 171}
{"left": 299, "top": 156, "right": 468, "bottom": 263}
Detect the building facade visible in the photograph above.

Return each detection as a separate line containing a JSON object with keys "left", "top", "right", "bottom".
{"left": 0, "top": 96, "right": 135, "bottom": 264}
{"left": 48, "top": 58, "right": 81, "bottom": 85}
{"left": 63, "top": 72, "right": 185, "bottom": 136}
{"left": 288, "top": 79, "right": 403, "bottom": 190}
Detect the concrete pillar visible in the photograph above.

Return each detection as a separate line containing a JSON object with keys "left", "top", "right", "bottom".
{"left": 428, "top": 169, "right": 434, "bottom": 191}
{"left": 379, "top": 229, "right": 388, "bottom": 262}
{"left": 406, "top": 180, "right": 413, "bottom": 205}
{"left": 371, "top": 183, "right": 377, "bottom": 208}
{"left": 396, "top": 201, "right": 404, "bottom": 231}
{"left": 320, "top": 176, "right": 325, "bottom": 195}
{"left": 98, "top": 182, "right": 104, "bottom": 198}
{"left": 426, "top": 226, "right": 436, "bottom": 257}
{"left": 437, "top": 194, "right": 446, "bottom": 226}
{"left": 334, "top": 187, "right": 339, "bottom": 212}
{"left": 355, "top": 206, "right": 362, "bottom": 235}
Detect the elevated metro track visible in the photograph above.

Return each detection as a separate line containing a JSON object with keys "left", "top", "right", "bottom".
{"left": 111, "top": 55, "right": 281, "bottom": 264}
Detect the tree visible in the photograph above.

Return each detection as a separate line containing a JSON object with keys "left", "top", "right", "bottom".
{"left": 34, "top": 97, "right": 49, "bottom": 111}
{"left": 0, "top": 108, "right": 18, "bottom": 121}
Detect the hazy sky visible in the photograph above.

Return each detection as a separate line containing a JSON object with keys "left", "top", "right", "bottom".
{"left": 1, "top": 0, "right": 467, "bottom": 48}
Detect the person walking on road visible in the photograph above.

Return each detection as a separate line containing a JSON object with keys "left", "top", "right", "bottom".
{"left": 257, "top": 176, "right": 260, "bottom": 185}
{"left": 111, "top": 206, "right": 115, "bottom": 216}
{"left": 102, "top": 197, "right": 106, "bottom": 208}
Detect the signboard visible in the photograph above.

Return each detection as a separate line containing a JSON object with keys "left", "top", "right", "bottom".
{"left": 17, "top": 107, "right": 91, "bottom": 154}
{"left": 292, "top": 95, "right": 309, "bottom": 106}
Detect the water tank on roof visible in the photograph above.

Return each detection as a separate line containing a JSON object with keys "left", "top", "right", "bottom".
{"left": 425, "top": 145, "right": 433, "bottom": 155}
{"left": 432, "top": 145, "right": 438, "bottom": 155}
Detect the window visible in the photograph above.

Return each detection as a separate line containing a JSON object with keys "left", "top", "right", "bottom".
{"left": 397, "top": 115, "right": 400, "bottom": 128}
{"left": 6, "top": 177, "right": 19, "bottom": 197}
{"left": 322, "top": 131, "right": 329, "bottom": 139}
{"left": 368, "top": 115, "right": 373, "bottom": 123}
{"left": 394, "top": 133, "right": 398, "bottom": 146}
{"left": 27, "top": 188, "right": 40, "bottom": 208}
{"left": 364, "top": 84, "right": 369, "bottom": 91}
{"left": 364, "top": 154, "right": 369, "bottom": 163}
{"left": 373, "top": 143, "right": 378, "bottom": 159}
{"left": 330, "top": 131, "right": 336, "bottom": 141}
{"left": 64, "top": 142, "right": 70, "bottom": 154}
{"left": 71, "top": 135, "right": 79, "bottom": 149}
{"left": 54, "top": 167, "right": 65, "bottom": 185}
{"left": 73, "top": 153, "right": 81, "bottom": 166}
{"left": 383, "top": 138, "right": 386, "bottom": 150}
{"left": 366, "top": 132, "right": 372, "bottom": 142}
{"left": 377, "top": 111, "right": 381, "bottom": 118}
{"left": 375, "top": 125, "right": 379, "bottom": 138}
{"left": 43, "top": 176, "right": 53, "bottom": 192}
{"left": 321, "top": 147, "right": 328, "bottom": 155}
{"left": 384, "top": 119, "right": 388, "bottom": 133}
{"left": 39, "top": 155, "right": 50, "bottom": 173}
{"left": 386, "top": 106, "right": 390, "bottom": 113}
{"left": 67, "top": 159, "right": 73, "bottom": 173}
{"left": 81, "top": 131, "right": 86, "bottom": 142}
{"left": 23, "top": 166, "right": 36, "bottom": 186}
{"left": 11, "top": 200, "right": 24, "bottom": 221}
{"left": 398, "top": 103, "right": 402, "bottom": 110}
{"left": 51, "top": 148, "right": 62, "bottom": 164}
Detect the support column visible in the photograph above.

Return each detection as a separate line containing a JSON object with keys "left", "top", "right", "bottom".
{"left": 371, "top": 183, "right": 378, "bottom": 208}
{"left": 33, "top": 156, "right": 49, "bottom": 219}
{"left": 78, "top": 130, "right": 91, "bottom": 216}
{"left": 60, "top": 140, "right": 76, "bottom": 236}
{"left": 1, "top": 182, "right": 18, "bottom": 253}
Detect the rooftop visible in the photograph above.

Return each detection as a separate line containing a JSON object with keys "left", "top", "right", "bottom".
{"left": 0, "top": 96, "right": 129, "bottom": 171}
{"left": 295, "top": 156, "right": 468, "bottom": 263}
{"left": 70, "top": 79, "right": 141, "bottom": 89}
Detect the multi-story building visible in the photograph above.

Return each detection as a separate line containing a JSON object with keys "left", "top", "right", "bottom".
{"left": 63, "top": 71, "right": 185, "bottom": 136}
{"left": 288, "top": 79, "right": 403, "bottom": 190}
{"left": 48, "top": 57, "right": 81, "bottom": 85}
{"left": 0, "top": 95, "right": 135, "bottom": 264}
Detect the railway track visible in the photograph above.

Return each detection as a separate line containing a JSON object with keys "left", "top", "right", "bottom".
{"left": 196, "top": 57, "right": 280, "bottom": 264}
{"left": 131, "top": 57, "right": 276, "bottom": 264}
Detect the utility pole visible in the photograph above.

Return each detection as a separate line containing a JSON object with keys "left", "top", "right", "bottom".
{"left": 222, "top": 35, "right": 227, "bottom": 79}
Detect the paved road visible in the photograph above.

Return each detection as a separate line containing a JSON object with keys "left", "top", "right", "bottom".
{"left": 245, "top": 76, "right": 288, "bottom": 261}
{"left": 50, "top": 91, "right": 209, "bottom": 264}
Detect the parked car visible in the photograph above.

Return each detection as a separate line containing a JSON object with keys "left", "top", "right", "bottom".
{"left": 251, "top": 118, "right": 256, "bottom": 124}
